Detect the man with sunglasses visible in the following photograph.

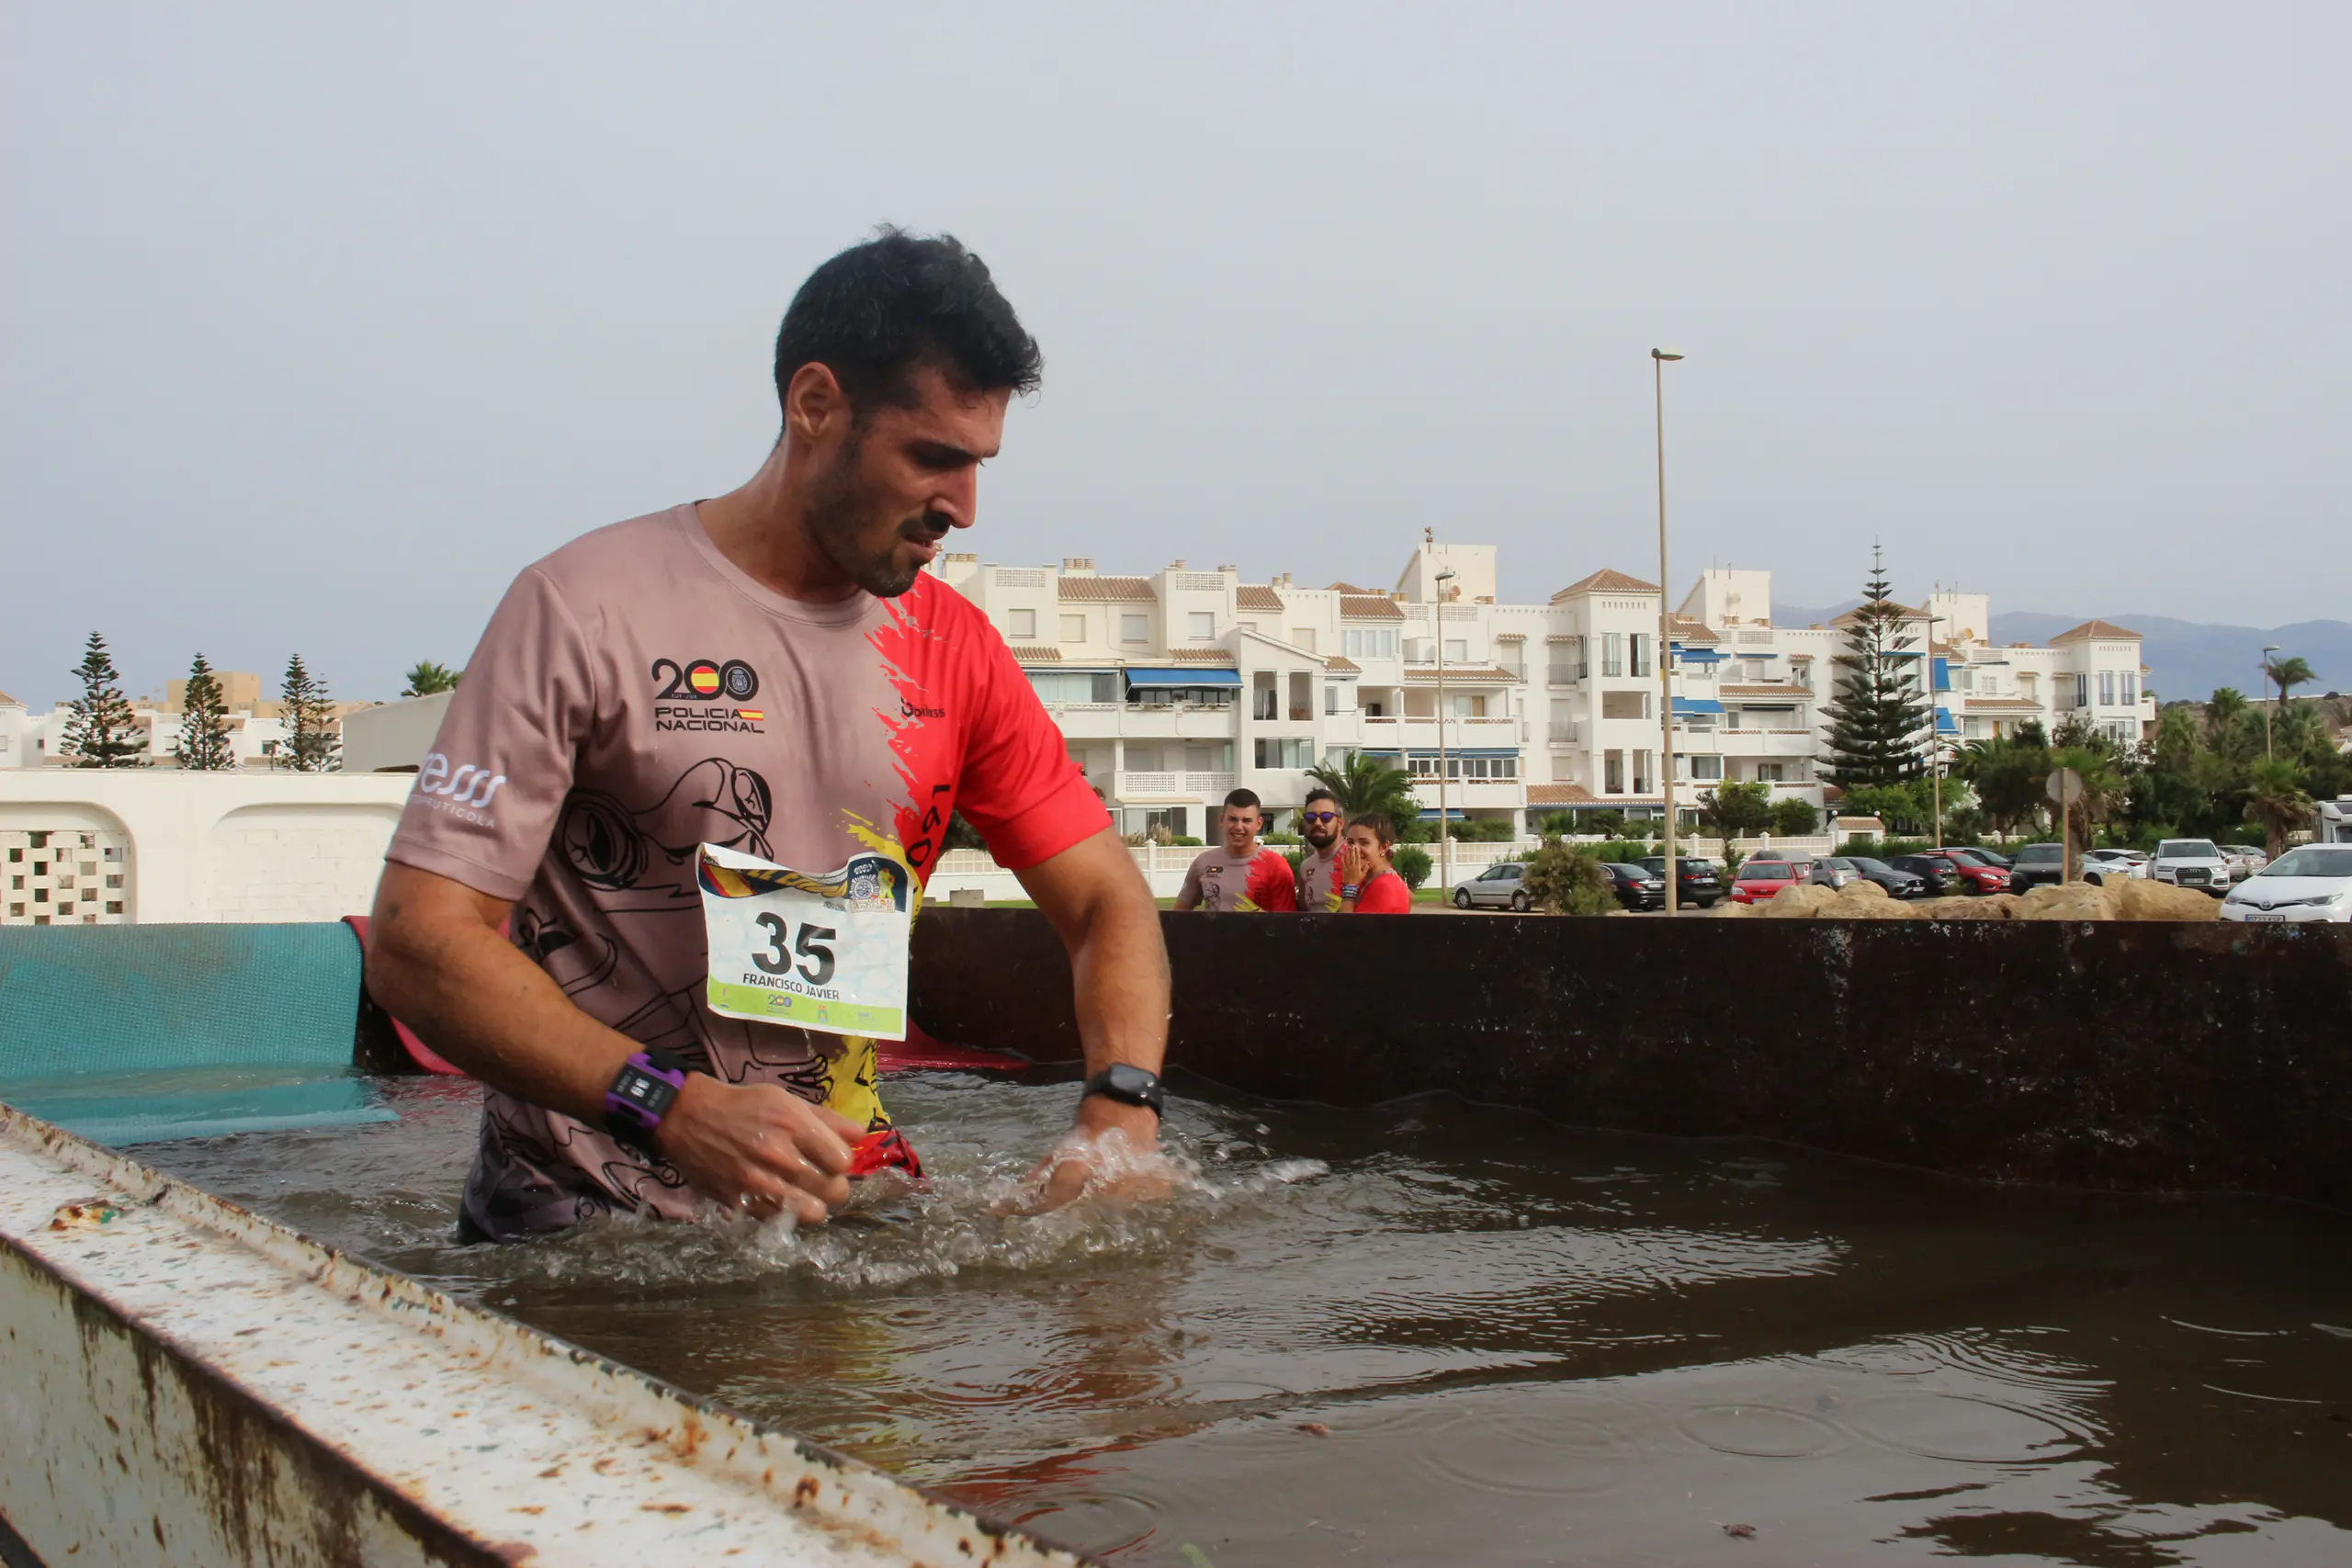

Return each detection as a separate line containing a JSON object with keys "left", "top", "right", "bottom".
{"left": 1294, "top": 788, "right": 1348, "bottom": 912}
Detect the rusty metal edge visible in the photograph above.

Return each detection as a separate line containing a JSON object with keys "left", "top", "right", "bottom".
{"left": 0, "top": 1099, "right": 1104, "bottom": 1567}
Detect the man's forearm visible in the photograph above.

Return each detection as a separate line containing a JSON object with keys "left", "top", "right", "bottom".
{"left": 368, "top": 864, "right": 638, "bottom": 1124}
{"left": 1067, "top": 882, "right": 1170, "bottom": 1078}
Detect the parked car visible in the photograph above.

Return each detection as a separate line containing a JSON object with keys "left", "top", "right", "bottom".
{"left": 1808, "top": 856, "right": 1863, "bottom": 888}
{"left": 2149, "top": 839, "right": 2231, "bottom": 897}
{"left": 2079, "top": 848, "right": 2148, "bottom": 886}
{"left": 1843, "top": 855, "right": 1932, "bottom": 899}
{"left": 1943, "top": 846, "right": 2012, "bottom": 871}
{"left": 2219, "top": 844, "right": 2268, "bottom": 883}
{"left": 2218, "top": 843, "right": 2352, "bottom": 923}
{"left": 1601, "top": 863, "right": 1667, "bottom": 910}
{"left": 2007, "top": 842, "right": 2066, "bottom": 891}
{"left": 1890, "top": 852, "right": 2012, "bottom": 896}
{"left": 1729, "top": 859, "right": 1805, "bottom": 904}
{"left": 1452, "top": 860, "right": 1532, "bottom": 911}
{"left": 1634, "top": 856, "right": 1722, "bottom": 908}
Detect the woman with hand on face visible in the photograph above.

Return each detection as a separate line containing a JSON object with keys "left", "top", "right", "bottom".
{"left": 1337, "top": 812, "right": 1414, "bottom": 914}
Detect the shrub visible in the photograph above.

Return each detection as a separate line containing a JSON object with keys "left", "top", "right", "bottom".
{"left": 1392, "top": 843, "right": 1433, "bottom": 890}
{"left": 1767, "top": 798, "right": 1819, "bottom": 837}
{"left": 1170, "top": 835, "right": 1204, "bottom": 847}
{"left": 1520, "top": 840, "right": 1621, "bottom": 915}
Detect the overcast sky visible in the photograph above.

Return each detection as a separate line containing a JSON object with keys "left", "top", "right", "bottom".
{"left": 6, "top": 4, "right": 2346, "bottom": 705}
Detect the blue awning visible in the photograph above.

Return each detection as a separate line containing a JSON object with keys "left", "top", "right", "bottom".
{"left": 1671, "top": 647, "right": 1725, "bottom": 663}
{"left": 1936, "top": 711, "right": 1959, "bottom": 734}
{"left": 1673, "top": 697, "right": 1725, "bottom": 715}
{"left": 1408, "top": 748, "right": 1519, "bottom": 759}
{"left": 1416, "top": 808, "right": 1469, "bottom": 820}
{"left": 1932, "top": 657, "right": 1952, "bottom": 692}
{"left": 1125, "top": 667, "right": 1241, "bottom": 687}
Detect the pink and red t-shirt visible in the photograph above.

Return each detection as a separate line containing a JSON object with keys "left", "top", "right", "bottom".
{"left": 1348, "top": 871, "right": 1412, "bottom": 914}
{"left": 1179, "top": 846, "right": 1297, "bottom": 912}
{"left": 385, "top": 503, "right": 1106, "bottom": 1239}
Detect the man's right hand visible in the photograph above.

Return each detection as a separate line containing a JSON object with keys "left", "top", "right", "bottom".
{"left": 653, "top": 1076, "right": 862, "bottom": 1225}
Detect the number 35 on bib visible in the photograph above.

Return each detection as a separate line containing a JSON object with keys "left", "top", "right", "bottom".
{"left": 696, "top": 841, "right": 913, "bottom": 1040}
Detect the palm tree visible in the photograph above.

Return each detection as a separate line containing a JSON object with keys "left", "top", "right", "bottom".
{"left": 2263, "top": 654, "right": 2315, "bottom": 705}
{"left": 2049, "top": 744, "right": 2122, "bottom": 881}
{"left": 2243, "top": 758, "right": 2314, "bottom": 858}
{"left": 1955, "top": 734, "right": 2049, "bottom": 836}
{"left": 1305, "top": 752, "right": 1419, "bottom": 834}
{"left": 401, "top": 661, "right": 462, "bottom": 698}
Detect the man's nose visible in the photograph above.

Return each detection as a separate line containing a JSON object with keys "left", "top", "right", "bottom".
{"left": 933, "top": 468, "right": 979, "bottom": 528}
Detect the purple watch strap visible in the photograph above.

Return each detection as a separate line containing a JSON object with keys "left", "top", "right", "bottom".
{"left": 604, "top": 1051, "right": 688, "bottom": 1132}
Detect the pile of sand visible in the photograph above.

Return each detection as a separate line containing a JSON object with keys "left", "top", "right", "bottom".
{"left": 1710, "top": 876, "right": 2219, "bottom": 922}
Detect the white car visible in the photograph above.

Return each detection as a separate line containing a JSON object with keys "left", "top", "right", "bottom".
{"left": 2080, "top": 848, "right": 2148, "bottom": 886}
{"left": 2219, "top": 844, "right": 2352, "bottom": 923}
{"left": 1451, "top": 861, "right": 1532, "bottom": 911}
{"left": 2218, "top": 844, "right": 2268, "bottom": 883}
{"left": 2149, "top": 839, "right": 2231, "bottom": 897}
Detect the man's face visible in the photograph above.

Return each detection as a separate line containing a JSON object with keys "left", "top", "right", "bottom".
{"left": 1221, "top": 807, "right": 1260, "bottom": 854}
{"left": 804, "top": 365, "right": 1011, "bottom": 598}
{"left": 1300, "top": 802, "right": 1342, "bottom": 850}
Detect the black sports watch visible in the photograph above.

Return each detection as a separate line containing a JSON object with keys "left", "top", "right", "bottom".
{"left": 1082, "top": 1063, "right": 1166, "bottom": 1119}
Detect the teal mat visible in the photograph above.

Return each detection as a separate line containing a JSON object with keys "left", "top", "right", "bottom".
{"left": 0, "top": 922, "right": 394, "bottom": 1144}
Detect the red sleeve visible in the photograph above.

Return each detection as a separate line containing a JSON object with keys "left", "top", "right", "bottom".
{"left": 1354, "top": 873, "right": 1413, "bottom": 914}
{"left": 944, "top": 592, "right": 1110, "bottom": 871}
{"left": 1249, "top": 850, "right": 1297, "bottom": 911}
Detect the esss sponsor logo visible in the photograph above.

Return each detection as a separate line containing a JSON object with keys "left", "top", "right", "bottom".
{"left": 414, "top": 752, "right": 506, "bottom": 824}
{"left": 651, "top": 657, "right": 766, "bottom": 733}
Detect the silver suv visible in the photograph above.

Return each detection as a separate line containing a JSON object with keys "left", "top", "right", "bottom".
{"left": 2150, "top": 838, "right": 2230, "bottom": 897}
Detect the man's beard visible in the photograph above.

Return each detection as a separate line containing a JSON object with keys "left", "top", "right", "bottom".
{"left": 1305, "top": 827, "right": 1338, "bottom": 851}
{"left": 806, "top": 437, "right": 947, "bottom": 598}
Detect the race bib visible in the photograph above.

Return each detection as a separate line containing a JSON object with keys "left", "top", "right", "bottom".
{"left": 697, "top": 841, "right": 913, "bottom": 1040}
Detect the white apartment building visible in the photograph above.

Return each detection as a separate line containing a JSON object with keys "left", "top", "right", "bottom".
{"left": 939, "top": 549, "right": 2156, "bottom": 836}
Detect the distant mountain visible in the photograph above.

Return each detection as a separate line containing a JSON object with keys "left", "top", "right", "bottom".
{"left": 1987, "top": 615, "right": 2351, "bottom": 705}
{"left": 1769, "top": 603, "right": 2349, "bottom": 704}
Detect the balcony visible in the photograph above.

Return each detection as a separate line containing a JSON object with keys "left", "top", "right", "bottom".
{"left": 1716, "top": 728, "right": 1819, "bottom": 758}
{"left": 1546, "top": 665, "right": 1587, "bottom": 685}
{"left": 1114, "top": 771, "right": 1235, "bottom": 800}
{"left": 1546, "top": 723, "right": 1580, "bottom": 745}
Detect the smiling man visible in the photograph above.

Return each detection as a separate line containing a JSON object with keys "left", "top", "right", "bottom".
{"left": 367, "top": 230, "right": 1171, "bottom": 1243}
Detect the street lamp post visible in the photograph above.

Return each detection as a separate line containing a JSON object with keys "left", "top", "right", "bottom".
{"left": 1652, "top": 349, "right": 1683, "bottom": 912}
{"left": 1928, "top": 604, "right": 1945, "bottom": 850}
{"left": 1434, "top": 561, "right": 1458, "bottom": 895}
{"left": 2261, "top": 644, "right": 2280, "bottom": 758}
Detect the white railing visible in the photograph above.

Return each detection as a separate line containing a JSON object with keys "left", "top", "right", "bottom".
{"left": 1120, "top": 772, "right": 1179, "bottom": 793}
{"left": 1546, "top": 723, "right": 1579, "bottom": 743}
{"left": 1185, "top": 772, "right": 1237, "bottom": 794}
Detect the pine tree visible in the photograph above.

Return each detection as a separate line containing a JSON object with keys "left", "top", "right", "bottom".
{"left": 1821, "top": 547, "right": 1931, "bottom": 789}
{"left": 173, "top": 653, "right": 238, "bottom": 771}
{"left": 62, "top": 631, "right": 149, "bottom": 768}
{"left": 279, "top": 654, "right": 342, "bottom": 773}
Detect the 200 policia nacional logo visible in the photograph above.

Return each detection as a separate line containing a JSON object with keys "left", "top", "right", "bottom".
{"left": 651, "top": 657, "right": 766, "bottom": 733}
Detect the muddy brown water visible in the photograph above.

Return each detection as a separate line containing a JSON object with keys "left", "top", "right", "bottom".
{"left": 140, "top": 1072, "right": 2351, "bottom": 1566}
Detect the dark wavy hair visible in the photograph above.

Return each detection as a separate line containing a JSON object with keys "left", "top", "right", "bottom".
{"left": 775, "top": 227, "right": 1042, "bottom": 422}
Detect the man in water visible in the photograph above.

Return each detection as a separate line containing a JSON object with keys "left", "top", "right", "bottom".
{"left": 1173, "top": 788, "right": 1296, "bottom": 912}
{"left": 368, "top": 230, "right": 1171, "bottom": 1242}
{"left": 1292, "top": 787, "right": 1346, "bottom": 912}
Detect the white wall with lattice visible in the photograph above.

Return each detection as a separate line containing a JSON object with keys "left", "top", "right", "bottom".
{"left": 2, "top": 829, "right": 133, "bottom": 926}
{"left": 0, "top": 774, "right": 413, "bottom": 924}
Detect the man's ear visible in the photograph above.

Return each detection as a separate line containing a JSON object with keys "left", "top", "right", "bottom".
{"left": 784, "top": 362, "right": 850, "bottom": 446}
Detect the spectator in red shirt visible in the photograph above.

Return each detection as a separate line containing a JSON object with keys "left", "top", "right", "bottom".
{"left": 1337, "top": 812, "right": 1413, "bottom": 914}
{"left": 1175, "top": 789, "right": 1297, "bottom": 912}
